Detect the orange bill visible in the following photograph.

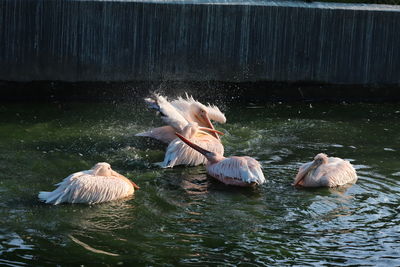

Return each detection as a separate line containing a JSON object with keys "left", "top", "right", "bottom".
{"left": 198, "top": 127, "right": 224, "bottom": 136}
{"left": 112, "top": 170, "right": 140, "bottom": 190}
{"left": 195, "top": 113, "right": 220, "bottom": 140}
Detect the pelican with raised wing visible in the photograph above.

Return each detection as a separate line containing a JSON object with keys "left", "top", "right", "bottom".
{"left": 136, "top": 94, "right": 226, "bottom": 144}
{"left": 162, "top": 122, "right": 224, "bottom": 168}
{"left": 175, "top": 133, "right": 265, "bottom": 187}
{"left": 38, "top": 163, "right": 140, "bottom": 205}
{"left": 137, "top": 94, "right": 226, "bottom": 167}
{"left": 293, "top": 153, "right": 357, "bottom": 187}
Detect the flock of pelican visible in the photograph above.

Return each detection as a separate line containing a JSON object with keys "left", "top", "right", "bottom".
{"left": 39, "top": 94, "right": 357, "bottom": 204}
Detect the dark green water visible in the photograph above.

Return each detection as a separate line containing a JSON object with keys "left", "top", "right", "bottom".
{"left": 1, "top": 101, "right": 399, "bottom": 266}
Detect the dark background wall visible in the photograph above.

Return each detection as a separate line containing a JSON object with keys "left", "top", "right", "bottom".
{"left": 0, "top": 0, "right": 399, "bottom": 84}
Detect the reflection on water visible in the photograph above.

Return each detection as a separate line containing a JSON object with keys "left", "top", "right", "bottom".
{"left": 180, "top": 173, "right": 210, "bottom": 196}
{"left": 69, "top": 235, "right": 119, "bottom": 257}
{"left": 0, "top": 102, "right": 399, "bottom": 265}
{"left": 70, "top": 198, "right": 137, "bottom": 233}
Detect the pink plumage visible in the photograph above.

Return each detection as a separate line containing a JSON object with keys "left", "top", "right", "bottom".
{"left": 38, "top": 163, "right": 139, "bottom": 205}
{"left": 162, "top": 123, "right": 224, "bottom": 167}
{"left": 293, "top": 153, "right": 357, "bottom": 187}
{"left": 175, "top": 133, "right": 266, "bottom": 187}
{"left": 136, "top": 93, "right": 226, "bottom": 144}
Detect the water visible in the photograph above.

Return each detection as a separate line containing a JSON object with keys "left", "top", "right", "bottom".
{"left": 0, "top": 100, "right": 399, "bottom": 265}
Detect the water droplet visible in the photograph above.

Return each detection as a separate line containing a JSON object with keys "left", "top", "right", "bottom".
{"left": 331, "top": 144, "right": 343, "bottom": 148}
{"left": 384, "top": 148, "right": 395, "bottom": 152}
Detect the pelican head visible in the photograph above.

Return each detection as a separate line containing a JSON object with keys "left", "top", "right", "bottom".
{"left": 314, "top": 153, "right": 329, "bottom": 165}
{"left": 181, "top": 94, "right": 226, "bottom": 124}
{"left": 293, "top": 153, "right": 329, "bottom": 186}
{"left": 92, "top": 162, "right": 140, "bottom": 189}
{"left": 92, "top": 162, "right": 113, "bottom": 176}
{"left": 191, "top": 103, "right": 225, "bottom": 140}
{"left": 191, "top": 103, "right": 213, "bottom": 127}
{"left": 181, "top": 122, "right": 200, "bottom": 138}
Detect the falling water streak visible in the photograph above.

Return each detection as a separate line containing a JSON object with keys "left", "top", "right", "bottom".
{"left": 0, "top": 0, "right": 399, "bottom": 84}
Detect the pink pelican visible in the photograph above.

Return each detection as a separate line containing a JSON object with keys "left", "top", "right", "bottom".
{"left": 38, "top": 163, "right": 140, "bottom": 205}
{"left": 162, "top": 122, "right": 224, "bottom": 167}
{"left": 293, "top": 153, "right": 357, "bottom": 187}
{"left": 175, "top": 133, "right": 266, "bottom": 187}
{"left": 136, "top": 94, "right": 226, "bottom": 144}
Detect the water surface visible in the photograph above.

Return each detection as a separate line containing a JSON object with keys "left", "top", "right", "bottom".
{"left": 0, "top": 101, "right": 399, "bottom": 266}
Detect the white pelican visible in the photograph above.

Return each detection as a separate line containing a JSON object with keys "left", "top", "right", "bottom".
{"left": 175, "top": 133, "right": 266, "bottom": 187}
{"left": 136, "top": 93, "right": 226, "bottom": 143}
{"left": 162, "top": 122, "right": 224, "bottom": 168}
{"left": 137, "top": 94, "right": 226, "bottom": 167}
{"left": 293, "top": 153, "right": 357, "bottom": 187}
{"left": 38, "top": 163, "right": 139, "bottom": 205}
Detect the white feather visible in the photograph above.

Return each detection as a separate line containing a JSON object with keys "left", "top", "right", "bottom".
{"left": 171, "top": 93, "right": 226, "bottom": 124}
{"left": 38, "top": 169, "right": 134, "bottom": 205}
{"left": 296, "top": 156, "right": 357, "bottom": 187}
{"left": 162, "top": 133, "right": 224, "bottom": 168}
{"left": 139, "top": 93, "right": 226, "bottom": 144}
{"left": 135, "top": 126, "right": 177, "bottom": 144}
{"left": 144, "top": 94, "right": 188, "bottom": 132}
{"left": 207, "top": 156, "right": 266, "bottom": 185}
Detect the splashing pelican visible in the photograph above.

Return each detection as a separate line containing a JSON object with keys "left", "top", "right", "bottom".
{"left": 293, "top": 153, "right": 357, "bottom": 187}
{"left": 38, "top": 163, "right": 140, "bottom": 205}
{"left": 162, "top": 122, "right": 224, "bottom": 168}
{"left": 175, "top": 133, "right": 265, "bottom": 187}
{"left": 136, "top": 93, "right": 226, "bottom": 144}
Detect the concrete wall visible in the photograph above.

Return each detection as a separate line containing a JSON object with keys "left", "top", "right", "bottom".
{"left": 0, "top": 0, "right": 399, "bottom": 84}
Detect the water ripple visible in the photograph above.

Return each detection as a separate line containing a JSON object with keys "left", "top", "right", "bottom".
{"left": 1, "top": 102, "right": 400, "bottom": 265}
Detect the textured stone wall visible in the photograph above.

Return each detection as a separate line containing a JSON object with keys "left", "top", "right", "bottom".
{"left": 0, "top": 0, "right": 399, "bottom": 84}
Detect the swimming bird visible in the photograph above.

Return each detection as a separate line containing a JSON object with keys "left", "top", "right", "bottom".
{"left": 162, "top": 122, "right": 224, "bottom": 168}
{"left": 38, "top": 163, "right": 140, "bottom": 205}
{"left": 293, "top": 153, "right": 357, "bottom": 187}
{"left": 175, "top": 133, "right": 265, "bottom": 187}
{"left": 136, "top": 93, "right": 226, "bottom": 144}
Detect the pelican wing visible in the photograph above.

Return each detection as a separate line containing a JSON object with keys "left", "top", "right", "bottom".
{"left": 171, "top": 94, "right": 226, "bottom": 124}
{"left": 135, "top": 125, "right": 177, "bottom": 144}
{"left": 293, "top": 161, "right": 314, "bottom": 185}
{"left": 39, "top": 174, "right": 133, "bottom": 205}
{"left": 145, "top": 94, "right": 188, "bottom": 132}
{"left": 208, "top": 156, "right": 265, "bottom": 185}
{"left": 313, "top": 158, "right": 357, "bottom": 187}
{"left": 162, "top": 133, "right": 224, "bottom": 168}
{"left": 39, "top": 170, "right": 90, "bottom": 204}
{"left": 54, "top": 170, "right": 92, "bottom": 186}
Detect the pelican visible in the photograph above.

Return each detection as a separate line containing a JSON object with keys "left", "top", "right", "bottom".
{"left": 175, "top": 133, "right": 265, "bottom": 187}
{"left": 38, "top": 163, "right": 140, "bottom": 205}
{"left": 137, "top": 94, "right": 226, "bottom": 167}
{"left": 136, "top": 93, "right": 226, "bottom": 144}
{"left": 162, "top": 122, "right": 224, "bottom": 168}
{"left": 293, "top": 153, "right": 357, "bottom": 187}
